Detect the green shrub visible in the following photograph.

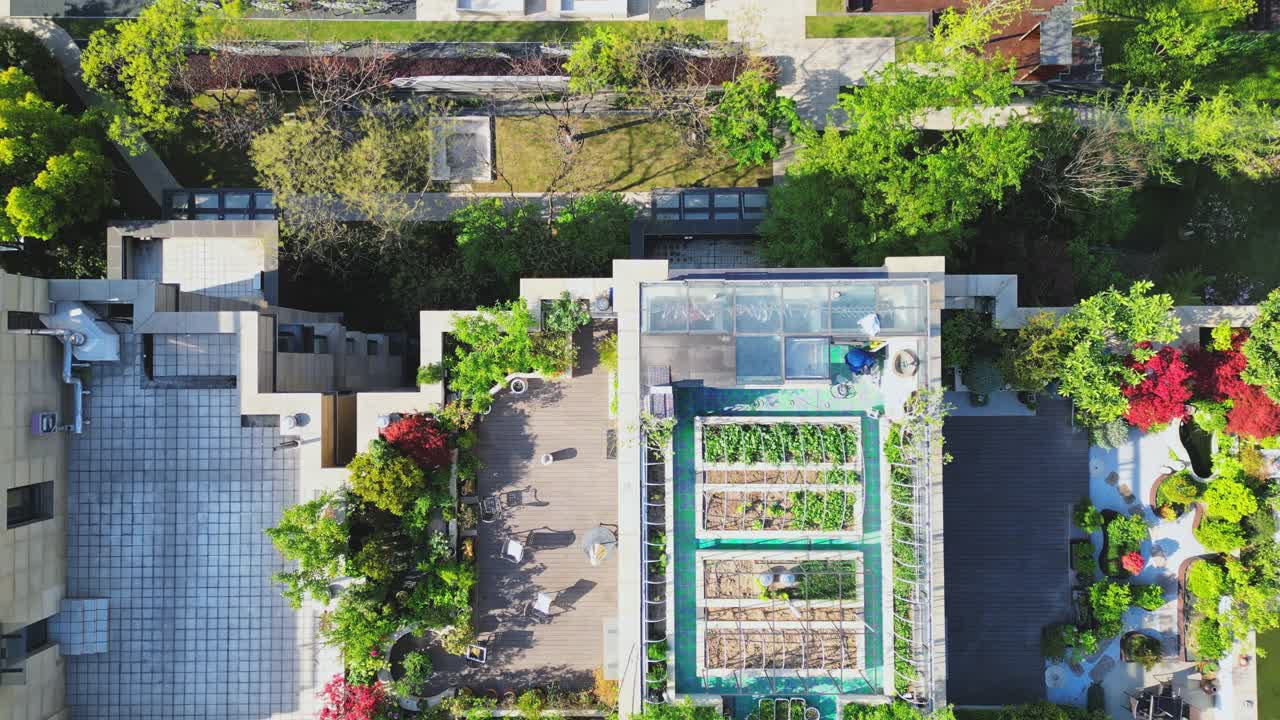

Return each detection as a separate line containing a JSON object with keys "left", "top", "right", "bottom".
{"left": 1106, "top": 513, "right": 1148, "bottom": 550}
{"left": 1122, "top": 632, "right": 1162, "bottom": 670}
{"left": 417, "top": 363, "right": 444, "bottom": 385}
{"left": 1191, "top": 400, "right": 1230, "bottom": 434}
{"left": 320, "top": 586, "right": 398, "bottom": 684}
{"left": 708, "top": 68, "right": 799, "bottom": 169}
{"left": 394, "top": 650, "right": 434, "bottom": 697}
{"left": 1191, "top": 616, "right": 1229, "bottom": 659}
{"left": 265, "top": 491, "right": 349, "bottom": 608}
{"left": 1187, "top": 561, "right": 1225, "bottom": 604}
{"left": 1072, "top": 541, "right": 1098, "bottom": 580}
{"left": 347, "top": 443, "right": 428, "bottom": 515}
{"left": 1074, "top": 500, "right": 1104, "bottom": 533}
{"left": 841, "top": 702, "right": 928, "bottom": 720}
{"left": 597, "top": 333, "right": 618, "bottom": 373}
{"left": 1203, "top": 476, "right": 1259, "bottom": 523}
{"left": 1133, "top": 584, "right": 1165, "bottom": 611}
{"left": 942, "top": 310, "right": 996, "bottom": 371}
{"left": 1090, "top": 418, "right": 1131, "bottom": 450}
{"left": 1089, "top": 579, "right": 1133, "bottom": 638}
{"left": 1160, "top": 470, "right": 1202, "bottom": 505}
{"left": 1195, "top": 517, "right": 1248, "bottom": 553}
{"left": 963, "top": 356, "right": 1004, "bottom": 394}
{"left": 543, "top": 291, "right": 590, "bottom": 335}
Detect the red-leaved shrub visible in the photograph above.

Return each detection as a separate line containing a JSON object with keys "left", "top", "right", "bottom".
{"left": 381, "top": 414, "right": 451, "bottom": 469}
{"left": 1186, "top": 331, "right": 1249, "bottom": 401}
{"left": 318, "top": 675, "right": 384, "bottom": 720}
{"left": 1226, "top": 385, "right": 1280, "bottom": 440}
{"left": 1122, "top": 551, "right": 1145, "bottom": 576}
{"left": 1123, "top": 345, "right": 1193, "bottom": 431}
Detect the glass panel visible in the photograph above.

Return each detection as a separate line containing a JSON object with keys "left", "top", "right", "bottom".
{"left": 876, "top": 284, "right": 926, "bottom": 332}
{"left": 743, "top": 192, "right": 768, "bottom": 209}
{"left": 684, "top": 210, "right": 710, "bottom": 221}
{"left": 657, "top": 211, "right": 681, "bottom": 221}
{"left": 655, "top": 190, "right": 680, "bottom": 209}
{"left": 783, "top": 285, "right": 828, "bottom": 333}
{"left": 714, "top": 209, "right": 740, "bottom": 221}
{"left": 688, "top": 285, "right": 731, "bottom": 332}
{"left": 684, "top": 192, "right": 709, "bottom": 209}
{"left": 830, "top": 285, "right": 877, "bottom": 332}
{"left": 224, "top": 192, "right": 251, "bottom": 209}
{"left": 169, "top": 192, "right": 191, "bottom": 209}
{"left": 785, "top": 337, "right": 831, "bottom": 379}
{"left": 733, "top": 286, "right": 782, "bottom": 333}
{"left": 714, "top": 192, "right": 739, "bottom": 208}
{"left": 194, "top": 193, "right": 218, "bottom": 209}
{"left": 643, "top": 285, "right": 689, "bottom": 333}
{"left": 255, "top": 192, "right": 276, "bottom": 210}
{"left": 222, "top": 212, "right": 248, "bottom": 220}
{"left": 735, "top": 335, "right": 782, "bottom": 384}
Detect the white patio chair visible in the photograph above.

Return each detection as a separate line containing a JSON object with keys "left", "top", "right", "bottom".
{"left": 527, "top": 591, "right": 555, "bottom": 619}
{"left": 504, "top": 539, "right": 525, "bottom": 564}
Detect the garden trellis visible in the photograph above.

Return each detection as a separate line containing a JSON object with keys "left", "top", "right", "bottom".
{"left": 886, "top": 420, "right": 936, "bottom": 707}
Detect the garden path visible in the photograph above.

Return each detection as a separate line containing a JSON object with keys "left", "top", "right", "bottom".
{"left": 1045, "top": 422, "right": 1259, "bottom": 720}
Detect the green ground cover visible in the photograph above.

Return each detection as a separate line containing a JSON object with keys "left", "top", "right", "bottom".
{"left": 56, "top": 16, "right": 727, "bottom": 42}
{"left": 472, "top": 115, "right": 771, "bottom": 193}
{"left": 815, "top": 0, "right": 847, "bottom": 13}
{"left": 805, "top": 14, "right": 928, "bottom": 38}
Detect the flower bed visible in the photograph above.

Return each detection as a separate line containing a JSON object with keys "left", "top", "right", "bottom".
{"left": 1100, "top": 510, "right": 1147, "bottom": 579}
{"left": 702, "top": 422, "right": 860, "bottom": 466}
{"left": 703, "top": 489, "right": 860, "bottom": 532}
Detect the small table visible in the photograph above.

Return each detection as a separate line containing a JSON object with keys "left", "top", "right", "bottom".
{"left": 582, "top": 526, "right": 617, "bottom": 566}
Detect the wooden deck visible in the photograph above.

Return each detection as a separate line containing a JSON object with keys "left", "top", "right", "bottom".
{"left": 456, "top": 323, "right": 619, "bottom": 693}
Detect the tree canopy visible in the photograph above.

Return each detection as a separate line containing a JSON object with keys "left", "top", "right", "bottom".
{"left": 0, "top": 68, "right": 111, "bottom": 244}
{"left": 708, "top": 69, "right": 798, "bottom": 169}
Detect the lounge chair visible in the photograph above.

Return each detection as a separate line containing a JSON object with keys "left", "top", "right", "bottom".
{"left": 504, "top": 539, "right": 525, "bottom": 564}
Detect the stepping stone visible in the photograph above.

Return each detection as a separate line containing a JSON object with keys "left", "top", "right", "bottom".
{"left": 1089, "top": 655, "right": 1117, "bottom": 683}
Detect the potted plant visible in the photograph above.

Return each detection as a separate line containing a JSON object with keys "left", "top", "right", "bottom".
{"left": 759, "top": 698, "right": 775, "bottom": 720}
{"left": 459, "top": 503, "right": 478, "bottom": 533}
{"left": 460, "top": 537, "right": 475, "bottom": 563}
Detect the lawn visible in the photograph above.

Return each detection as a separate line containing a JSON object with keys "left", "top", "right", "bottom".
{"left": 56, "top": 16, "right": 727, "bottom": 42}
{"left": 470, "top": 115, "right": 771, "bottom": 193}
{"left": 815, "top": 0, "right": 847, "bottom": 13}
{"left": 805, "top": 14, "right": 928, "bottom": 38}
{"left": 1074, "top": 13, "right": 1280, "bottom": 100}
{"left": 1259, "top": 629, "right": 1280, "bottom": 720}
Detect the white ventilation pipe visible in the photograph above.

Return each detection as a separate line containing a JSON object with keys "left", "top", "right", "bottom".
{"left": 11, "top": 327, "right": 88, "bottom": 433}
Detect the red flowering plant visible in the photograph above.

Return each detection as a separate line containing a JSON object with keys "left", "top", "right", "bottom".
{"left": 1122, "top": 344, "right": 1193, "bottom": 432}
{"left": 318, "top": 675, "right": 386, "bottom": 720}
{"left": 381, "top": 414, "right": 451, "bottom": 469}
{"left": 1122, "top": 551, "right": 1145, "bottom": 576}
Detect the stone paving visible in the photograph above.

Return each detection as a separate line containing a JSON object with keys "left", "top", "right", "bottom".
{"left": 64, "top": 333, "right": 321, "bottom": 719}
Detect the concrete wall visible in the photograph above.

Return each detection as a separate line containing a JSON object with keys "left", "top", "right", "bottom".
{"left": 0, "top": 272, "right": 68, "bottom": 720}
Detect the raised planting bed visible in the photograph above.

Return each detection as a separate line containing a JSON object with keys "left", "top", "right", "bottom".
{"left": 702, "top": 559, "right": 860, "bottom": 601}
{"left": 702, "top": 489, "right": 861, "bottom": 533}
{"left": 1100, "top": 510, "right": 1146, "bottom": 579}
{"left": 704, "top": 605, "right": 861, "bottom": 622}
{"left": 1150, "top": 470, "right": 1205, "bottom": 520}
{"left": 701, "top": 422, "right": 860, "bottom": 466}
{"left": 705, "top": 630, "right": 859, "bottom": 670}
{"left": 703, "top": 468, "right": 860, "bottom": 485}
{"left": 1121, "top": 631, "right": 1163, "bottom": 669}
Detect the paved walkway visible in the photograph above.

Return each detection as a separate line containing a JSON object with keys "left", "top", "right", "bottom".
{"left": 705, "top": 0, "right": 894, "bottom": 127}
{"left": 0, "top": 18, "right": 179, "bottom": 206}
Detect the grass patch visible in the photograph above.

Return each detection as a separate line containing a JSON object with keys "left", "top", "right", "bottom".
{"left": 1073, "top": 13, "right": 1135, "bottom": 71}
{"left": 815, "top": 0, "right": 847, "bottom": 13}
{"left": 471, "top": 115, "right": 770, "bottom": 193}
{"left": 805, "top": 14, "right": 928, "bottom": 38}
{"left": 1196, "top": 33, "right": 1280, "bottom": 100}
{"left": 56, "top": 16, "right": 727, "bottom": 42}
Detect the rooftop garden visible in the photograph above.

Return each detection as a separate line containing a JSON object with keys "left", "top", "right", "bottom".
{"left": 991, "top": 282, "right": 1280, "bottom": 686}
{"left": 702, "top": 489, "right": 861, "bottom": 533}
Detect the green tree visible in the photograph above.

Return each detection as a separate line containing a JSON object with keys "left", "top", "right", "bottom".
{"left": 1106, "top": 83, "right": 1280, "bottom": 182}
{"left": 0, "top": 26, "right": 64, "bottom": 101}
{"left": 1195, "top": 517, "right": 1248, "bottom": 553}
{"left": 779, "top": 0, "right": 1038, "bottom": 250}
{"left": 758, "top": 171, "right": 875, "bottom": 266}
{"left": 445, "top": 300, "right": 539, "bottom": 414}
{"left": 265, "top": 492, "right": 349, "bottom": 609}
{"left": 1242, "top": 288, "right": 1280, "bottom": 402}
{"left": 709, "top": 69, "right": 798, "bottom": 168}
{"left": 1055, "top": 281, "right": 1180, "bottom": 426}
{"left": 0, "top": 68, "right": 110, "bottom": 245}
{"left": 81, "top": 0, "right": 205, "bottom": 150}
{"left": 564, "top": 26, "right": 646, "bottom": 93}
{"left": 346, "top": 442, "right": 428, "bottom": 515}
{"left": 999, "top": 311, "right": 1071, "bottom": 393}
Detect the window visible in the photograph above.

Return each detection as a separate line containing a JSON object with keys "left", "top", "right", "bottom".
{"left": 7, "top": 482, "right": 54, "bottom": 528}
{"left": 313, "top": 336, "right": 329, "bottom": 354}
{"left": 367, "top": 340, "right": 379, "bottom": 356}
{"left": 24, "top": 619, "right": 48, "bottom": 653}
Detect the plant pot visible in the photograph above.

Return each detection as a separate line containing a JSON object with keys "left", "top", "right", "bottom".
{"left": 510, "top": 377, "right": 528, "bottom": 395}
